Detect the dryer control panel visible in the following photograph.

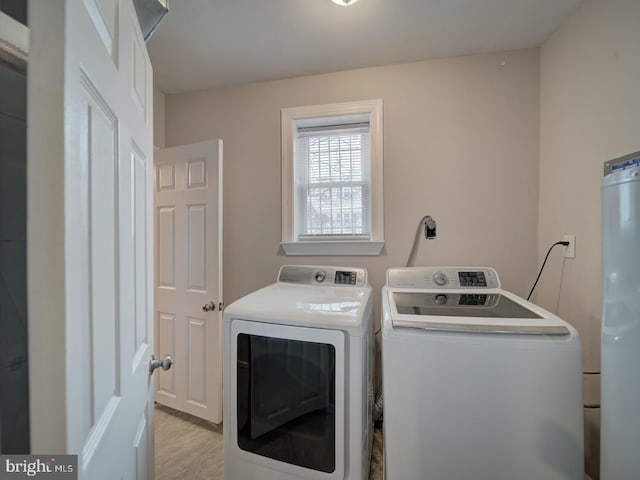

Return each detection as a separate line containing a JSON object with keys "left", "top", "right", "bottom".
{"left": 279, "top": 265, "right": 368, "bottom": 287}
{"left": 387, "top": 267, "right": 500, "bottom": 289}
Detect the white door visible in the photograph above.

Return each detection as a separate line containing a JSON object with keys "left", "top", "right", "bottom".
{"left": 27, "top": 1, "right": 157, "bottom": 478}
{"left": 154, "top": 140, "right": 223, "bottom": 423}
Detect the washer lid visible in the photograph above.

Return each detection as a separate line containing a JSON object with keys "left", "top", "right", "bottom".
{"left": 394, "top": 292, "right": 541, "bottom": 319}
{"left": 389, "top": 290, "right": 570, "bottom": 335}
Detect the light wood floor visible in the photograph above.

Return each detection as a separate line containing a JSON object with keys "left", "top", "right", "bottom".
{"left": 154, "top": 404, "right": 384, "bottom": 479}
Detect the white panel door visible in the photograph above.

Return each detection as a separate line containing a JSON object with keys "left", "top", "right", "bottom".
{"left": 154, "top": 140, "right": 223, "bottom": 423}
{"left": 27, "top": 1, "right": 156, "bottom": 478}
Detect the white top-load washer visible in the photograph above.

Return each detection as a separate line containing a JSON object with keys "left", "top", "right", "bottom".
{"left": 382, "top": 267, "right": 584, "bottom": 480}
{"left": 223, "top": 265, "right": 374, "bottom": 480}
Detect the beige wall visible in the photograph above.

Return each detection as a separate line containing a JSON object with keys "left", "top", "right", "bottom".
{"left": 539, "top": 0, "right": 640, "bottom": 477}
{"left": 165, "top": 49, "right": 541, "bottom": 317}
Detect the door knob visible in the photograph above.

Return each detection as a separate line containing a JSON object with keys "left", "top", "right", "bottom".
{"left": 149, "top": 354, "right": 174, "bottom": 374}
{"left": 202, "top": 301, "right": 216, "bottom": 312}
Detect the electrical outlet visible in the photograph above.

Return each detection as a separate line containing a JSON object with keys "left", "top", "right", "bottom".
{"left": 563, "top": 234, "right": 576, "bottom": 259}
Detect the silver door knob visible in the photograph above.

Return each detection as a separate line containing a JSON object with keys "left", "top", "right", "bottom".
{"left": 149, "top": 354, "right": 174, "bottom": 374}
{"left": 202, "top": 301, "right": 216, "bottom": 312}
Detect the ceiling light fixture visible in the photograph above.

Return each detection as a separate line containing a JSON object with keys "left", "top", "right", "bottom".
{"left": 332, "top": 0, "right": 360, "bottom": 6}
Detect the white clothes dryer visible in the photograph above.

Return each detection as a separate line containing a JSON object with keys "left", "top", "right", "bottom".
{"left": 382, "top": 267, "right": 584, "bottom": 480}
{"left": 223, "top": 265, "right": 374, "bottom": 480}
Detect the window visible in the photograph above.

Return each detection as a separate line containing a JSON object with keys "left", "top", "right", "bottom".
{"left": 281, "top": 100, "right": 384, "bottom": 255}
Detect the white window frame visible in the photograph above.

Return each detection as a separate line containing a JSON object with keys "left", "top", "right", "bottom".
{"left": 281, "top": 99, "right": 384, "bottom": 256}
{"left": 0, "top": 10, "right": 29, "bottom": 63}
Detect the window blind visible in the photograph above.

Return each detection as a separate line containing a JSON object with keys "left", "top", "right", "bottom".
{"left": 294, "top": 121, "right": 371, "bottom": 240}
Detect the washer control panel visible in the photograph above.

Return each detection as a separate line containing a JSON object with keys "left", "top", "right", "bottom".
{"left": 458, "top": 271, "right": 488, "bottom": 287}
{"left": 279, "top": 265, "right": 367, "bottom": 287}
{"left": 387, "top": 267, "right": 500, "bottom": 289}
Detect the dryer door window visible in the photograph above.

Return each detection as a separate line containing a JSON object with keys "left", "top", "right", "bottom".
{"left": 237, "top": 333, "right": 336, "bottom": 472}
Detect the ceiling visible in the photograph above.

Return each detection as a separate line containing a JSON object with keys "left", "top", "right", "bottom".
{"left": 148, "top": 0, "right": 582, "bottom": 95}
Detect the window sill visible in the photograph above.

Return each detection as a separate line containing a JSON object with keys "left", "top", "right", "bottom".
{"left": 280, "top": 241, "right": 384, "bottom": 256}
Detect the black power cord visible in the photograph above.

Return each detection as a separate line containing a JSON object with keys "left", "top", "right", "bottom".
{"left": 526, "top": 241, "right": 570, "bottom": 301}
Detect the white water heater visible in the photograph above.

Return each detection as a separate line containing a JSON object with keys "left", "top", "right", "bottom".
{"left": 601, "top": 151, "right": 640, "bottom": 479}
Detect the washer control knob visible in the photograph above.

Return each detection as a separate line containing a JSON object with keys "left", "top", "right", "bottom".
{"left": 433, "top": 272, "right": 448, "bottom": 286}
{"left": 315, "top": 271, "right": 326, "bottom": 283}
{"left": 434, "top": 294, "right": 448, "bottom": 305}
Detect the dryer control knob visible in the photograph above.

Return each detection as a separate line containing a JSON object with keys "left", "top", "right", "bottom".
{"left": 315, "top": 271, "right": 326, "bottom": 283}
{"left": 434, "top": 294, "right": 448, "bottom": 305}
{"left": 433, "top": 272, "right": 448, "bottom": 286}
